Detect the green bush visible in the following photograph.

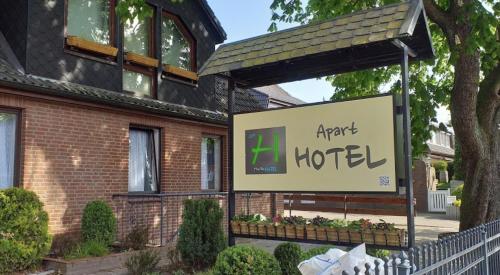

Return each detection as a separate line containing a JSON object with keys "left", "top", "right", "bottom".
{"left": 274, "top": 242, "right": 302, "bottom": 275}
{"left": 301, "top": 245, "right": 335, "bottom": 261}
{"left": 125, "top": 225, "right": 149, "bottom": 250}
{"left": 366, "top": 248, "right": 390, "bottom": 258}
{"left": 0, "top": 188, "right": 52, "bottom": 273}
{"left": 125, "top": 249, "right": 160, "bottom": 275}
{"left": 452, "top": 184, "right": 464, "bottom": 200}
{"left": 64, "top": 240, "right": 109, "bottom": 260}
{"left": 433, "top": 161, "right": 448, "bottom": 172}
{"left": 213, "top": 246, "right": 281, "bottom": 275}
{"left": 436, "top": 181, "right": 450, "bottom": 190}
{"left": 81, "top": 200, "right": 116, "bottom": 246}
{"left": 177, "top": 199, "right": 226, "bottom": 268}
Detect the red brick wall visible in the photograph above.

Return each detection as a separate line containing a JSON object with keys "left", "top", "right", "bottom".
{"left": 0, "top": 89, "right": 282, "bottom": 240}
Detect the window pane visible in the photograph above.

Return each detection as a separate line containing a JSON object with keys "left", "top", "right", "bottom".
{"left": 129, "top": 129, "right": 159, "bottom": 192}
{"left": 0, "top": 112, "right": 17, "bottom": 189}
{"left": 201, "top": 137, "right": 221, "bottom": 190}
{"left": 161, "top": 16, "right": 191, "bottom": 71}
{"left": 123, "top": 70, "right": 151, "bottom": 97}
{"left": 124, "top": 8, "right": 151, "bottom": 56}
{"left": 67, "top": 0, "right": 110, "bottom": 45}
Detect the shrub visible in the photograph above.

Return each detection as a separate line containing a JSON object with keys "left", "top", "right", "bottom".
{"left": 436, "top": 181, "right": 450, "bottom": 190}
{"left": 51, "top": 234, "right": 79, "bottom": 257}
{"left": 274, "top": 242, "right": 302, "bottom": 275}
{"left": 125, "top": 249, "right": 160, "bottom": 275}
{"left": 64, "top": 240, "right": 109, "bottom": 260}
{"left": 0, "top": 188, "right": 52, "bottom": 273}
{"left": 367, "top": 248, "right": 390, "bottom": 258}
{"left": 452, "top": 184, "right": 464, "bottom": 200}
{"left": 213, "top": 246, "right": 281, "bottom": 275}
{"left": 433, "top": 161, "right": 448, "bottom": 172}
{"left": 177, "top": 199, "right": 226, "bottom": 268}
{"left": 310, "top": 216, "right": 330, "bottom": 226}
{"left": 125, "top": 225, "right": 149, "bottom": 250}
{"left": 453, "top": 199, "right": 462, "bottom": 207}
{"left": 301, "top": 246, "right": 336, "bottom": 261}
{"left": 81, "top": 200, "right": 116, "bottom": 246}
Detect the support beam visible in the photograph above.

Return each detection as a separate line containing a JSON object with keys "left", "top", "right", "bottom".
{"left": 227, "top": 78, "right": 236, "bottom": 246}
{"left": 399, "top": 42, "right": 416, "bottom": 248}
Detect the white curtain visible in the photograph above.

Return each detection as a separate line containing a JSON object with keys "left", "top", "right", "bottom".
{"left": 201, "top": 137, "right": 221, "bottom": 190}
{"left": 201, "top": 138, "right": 208, "bottom": 190}
{"left": 129, "top": 129, "right": 157, "bottom": 192}
{"left": 0, "top": 113, "right": 16, "bottom": 189}
{"left": 214, "top": 139, "right": 221, "bottom": 191}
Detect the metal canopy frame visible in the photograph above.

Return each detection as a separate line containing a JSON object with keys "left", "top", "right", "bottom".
{"left": 205, "top": 0, "right": 435, "bottom": 250}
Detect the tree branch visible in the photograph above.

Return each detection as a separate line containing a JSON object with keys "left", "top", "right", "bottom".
{"left": 477, "top": 63, "right": 500, "bottom": 135}
{"left": 423, "top": 0, "right": 456, "bottom": 49}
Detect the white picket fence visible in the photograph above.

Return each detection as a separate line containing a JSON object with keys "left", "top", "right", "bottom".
{"left": 427, "top": 189, "right": 450, "bottom": 212}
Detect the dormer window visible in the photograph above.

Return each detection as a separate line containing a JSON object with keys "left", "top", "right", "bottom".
{"left": 161, "top": 12, "right": 198, "bottom": 83}
{"left": 65, "top": 0, "right": 118, "bottom": 58}
{"left": 122, "top": 5, "right": 157, "bottom": 98}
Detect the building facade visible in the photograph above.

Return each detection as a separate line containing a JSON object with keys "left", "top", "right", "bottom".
{"left": 0, "top": 0, "right": 279, "bottom": 240}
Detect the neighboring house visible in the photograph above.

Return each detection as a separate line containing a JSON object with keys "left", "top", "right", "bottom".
{"left": 0, "top": 0, "right": 276, "bottom": 239}
{"left": 254, "top": 85, "right": 306, "bottom": 108}
{"left": 426, "top": 129, "right": 455, "bottom": 161}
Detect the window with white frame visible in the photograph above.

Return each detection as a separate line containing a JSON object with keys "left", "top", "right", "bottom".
{"left": 129, "top": 127, "right": 160, "bottom": 192}
{"left": 0, "top": 110, "right": 18, "bottom": 189}
{"left": 201, "top": 136, "right": 221, "bottom": 191}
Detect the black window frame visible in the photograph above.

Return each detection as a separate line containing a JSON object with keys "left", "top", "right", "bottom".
{"left": 128, "top": 125, "right": 162, "bottom": 194}
{"left": 200, "top": 135, "right": 223, "bottom": 192}
{"left": 0, "top": 107, "right": 21, "bottom": 188}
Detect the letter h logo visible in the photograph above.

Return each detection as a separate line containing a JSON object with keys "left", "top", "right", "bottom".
{"left": 245, "top": 127, "right": 286, "bottom": 174}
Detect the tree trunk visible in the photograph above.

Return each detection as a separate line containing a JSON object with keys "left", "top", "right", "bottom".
{"left": 451, "top": 46, "right": 500, "bottom": 230}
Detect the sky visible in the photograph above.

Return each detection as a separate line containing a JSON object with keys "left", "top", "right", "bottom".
{"left": 206, "top": 0, "right": 451, "bottom": 123}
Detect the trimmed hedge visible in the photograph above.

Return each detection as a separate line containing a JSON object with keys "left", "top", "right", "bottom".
{"left": 213, "top": 246, "right": 281, "bottom": 275}
{"left": 177, "top": 199, "right": 226, "bottom": 268}
{"left": 81, "top": 200, "right": 116, "bottom": 246}
{"left": 274, "top": 242, "right": 302, "bottom": 275}
{"left": 0, "top": 188, "right": 52, "bottom": 273}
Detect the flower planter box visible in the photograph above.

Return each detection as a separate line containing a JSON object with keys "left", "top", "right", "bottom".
{"left": 349, "top": 230, "right": 362, "bottom": 244}
{"left": 338, "top": 228, "right": 350, "bottom": 243}
{"left": 44, "top": 246, "right": 171, "bottom": 275}
{"left": 240, "top": 222, "right": 249, "bottom": 235}
{"left": 231, "top": 221, "right": 241, "bottom": 235}
{"left": 230, "top": 219, "right": 406, "bottom": 247}
{"left": 266, "top": 224, "right": 276, "bottom": 237}
{"left": 276, "top": 225, "right": 286, "bottom": 238}
{"left": 326, "top": 228, "right": 338, "bottom": 242}
{"left": 285, "top": 225, "right": 296, "bottom": 238}
{"left": 362, "top": 230, "right": 375, "bottom": 245}
{"left": 257, "top": 224, "right": 267, "bottom": 237}
{"left": 306, "top": 225, "right": 317, "bottom": 240}
{"left": 295, "top": 225, "right": 306, "bottom": 239}
{"left": 316, "top": 227, "right": 328, "bottom": 241}
{"left": 248, "top": 223, "right": 258, "bottom": 235}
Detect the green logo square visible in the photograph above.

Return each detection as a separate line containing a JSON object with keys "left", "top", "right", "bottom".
{"left": 245, "top": 127, "right": 286, "bottom": 174}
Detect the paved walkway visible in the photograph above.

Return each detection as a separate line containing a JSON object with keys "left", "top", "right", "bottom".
{"left": 237, "top": 211, "right": 459, "bottom": 253}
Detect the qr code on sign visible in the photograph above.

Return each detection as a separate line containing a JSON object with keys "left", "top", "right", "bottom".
{"left": 378, "top": 176, "right": 390, "bottom": 187}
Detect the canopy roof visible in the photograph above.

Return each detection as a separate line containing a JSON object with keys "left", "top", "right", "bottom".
{"left": 199, "top": 0, "right": 433, "bottom": 88}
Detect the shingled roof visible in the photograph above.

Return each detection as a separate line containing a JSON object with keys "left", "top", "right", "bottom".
{"left": 0, "top": 52, "right": 228, "bottom": 124}
{"left": 200, "top": 0, "right": 433, "bottom": 88}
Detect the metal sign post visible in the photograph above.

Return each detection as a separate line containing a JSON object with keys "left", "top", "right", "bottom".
{"left": 397, "top": 40, "right": 416, "bottom": 248}
{"left": 227, "top": 78, "right": 236, "bottom": 246}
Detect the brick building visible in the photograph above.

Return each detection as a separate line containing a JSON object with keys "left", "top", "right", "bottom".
{"left": 0, "top": 0, "right": 280, "bottom": 241}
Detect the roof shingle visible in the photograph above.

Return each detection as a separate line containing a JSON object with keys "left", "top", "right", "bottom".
{"left": 199, "top": 0, "right": 434, "bottom": 86}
